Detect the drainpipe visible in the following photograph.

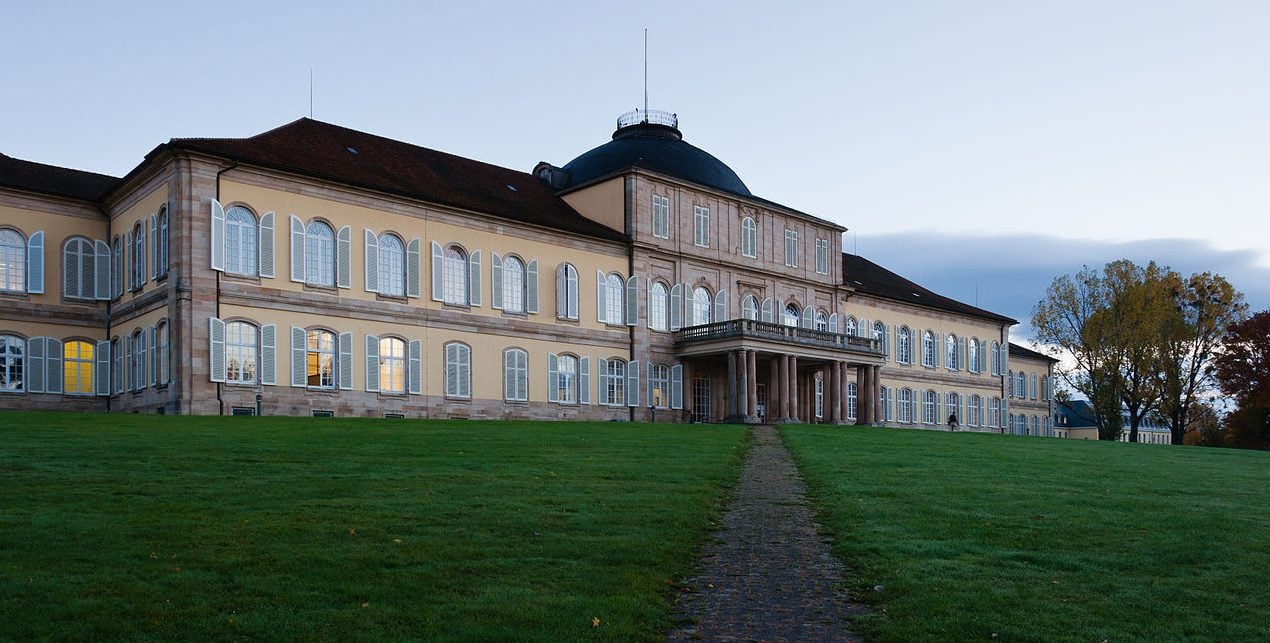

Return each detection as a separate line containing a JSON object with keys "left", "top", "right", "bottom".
{"left": 98, "top": 202, "right": 112, "bottom": 412}
{"left": 213, "top": 160, "right": 239, "bottom": 416}
{"left": 625, "top": 176, "right": 635, "bottom": 422}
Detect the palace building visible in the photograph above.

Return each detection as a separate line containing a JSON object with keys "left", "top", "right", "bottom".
{"left": 0, "top": 109, "right": 1049, "bottom": 429}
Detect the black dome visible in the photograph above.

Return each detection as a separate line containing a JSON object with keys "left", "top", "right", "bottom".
{"left": 559, "top": 113, "right": 751, "bottom": 197}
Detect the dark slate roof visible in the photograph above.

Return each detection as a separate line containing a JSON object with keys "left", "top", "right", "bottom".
{"left": 159, "top": 118, "right": 626, "bottom": 242}
{"left": 842, "top": 253, "right": 1016, "bottom": 324}
{"left": 0, "top": 152, "right": 119, "bottom": 203}
{"left": 559, "top": 122, "right": 752, "bottom": 197}
{"left": 1009, "top": 342, "right": 1058, "bottom": 363}
{"left": 1056, "top": 400, "right": 1097, "bottom": 428}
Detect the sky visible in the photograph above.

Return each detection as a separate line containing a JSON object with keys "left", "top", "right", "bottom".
{"left": 4, "top": 1, "right": 1269, "bottom": 337}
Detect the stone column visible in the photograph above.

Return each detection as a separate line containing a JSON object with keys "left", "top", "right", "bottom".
{"left": 871, "top": 365, "right": 883, "bottom": 425}
{"left": 788, "top": 356, "right": 799, "bottom": 422}
{"left": 839, "top": 362, "right": 850, "bottom": 423}
{"left": 829, "top": 363, "right": 841, "bottom": 424}
{"left": 778, "top": 355, "right": 790, "bottom": 423}
{"left": 769, "top": 356, "right": 780, "bottom": 424}
{"left": 683, "top": 361, "right": 694, "bottom": 421}
{"left": 726, "top": 351, "right": 738, "bottom": 420}
{"left": 855, "top": 366, "right": 868, "bottom": 425}
{"left": 736, "top": 350, "right": 749, "bottom": 423}
{"left": 741, "top": 348, "right": 751, "bottom": 424}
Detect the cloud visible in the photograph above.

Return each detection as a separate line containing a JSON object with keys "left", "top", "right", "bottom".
{"left": 852, "top": 233, "right": 1270, "bottom": 339}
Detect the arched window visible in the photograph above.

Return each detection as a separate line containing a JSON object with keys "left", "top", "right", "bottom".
{"left": 991, "top": 341, "right": 1001, "bottom": 375}
{"left": 111, "top": 337, "right": 123, "bottom": 394}
{"left": 442, "top": 245, "right": 468, "bottom": 305}
{"left": 898, "top": 388, "right": 913, "bottom": 423}
{"left": 0, "top": 335, "right": 24, "bottom": 391}
{"left": 847, "top": 382, "right": 858, "bottom": 422}
{"left": 815, "top": 310, "right": 828, "bottom": 332}
{"left": 131, "top": 329, "right": 146, "bottom": 390}
{"left": 557, "top": 263, "right": 579, "bottom": 320}
{"left": 990, "top": 397, "right": 1001, "bottom": 428}
{"left": 379, "top": 337, "right": 406, "bottom": 394}
{"left": 502, "top": 256, "right": 526, "bottom": 313}
{"left": 740, "top": 294, "right": 758, "bottom": 321}
{"left": 445, "top": 342, "right": 471, "bottom": 398}
{"left": 650, "top": 282, "right": 670, "bottom": 330}
{"left": 845, "top": 316, "right": 857, "bottom": 336}
{"left": 692, "top": 287, "right": 712, "bottom": 325}
{"left": 111, "top": 235, "right": 123, "bottom": 297}
{"left": 131, "top": 222, "right": 145, "bottom": 289}
{"left": 968, "top": 338, "right": 980, "bottom": 373}
{"left": 0, "top": 229, "right": 25, "bottom": 292}
{"left": 378, "top": 234, "right": 405, "bottom": 297}
{"left": 503, "top": 347, "right": 528, "bottom": 401}
{"left": 897, "top": 326, "right": 912, "bottom": 364}
{"left": 553, "top": 353, "right": 579, "bottom": 404}
{"left": 922, "top": 331, "right": 936, "bottom": 367}
{"left": 606, "top": 274, "right": 625, "bottom": 323}
{"left": 872, "top": 321, "right": 886, "bottom": 354}
{"left": 946, "top": 334, "right": 958, "bottom": 370}
{"left": 815, "top": 373, "right": 824, "bottom": 418}
{"left": 1032, "top": 416, "right": 1040, "bottom": 435}
{"left": 741, "top": 216, "right": 756, "bottom": 258}
{"left": 946, "top": 392, "right": 960, "bottom": 424}
{"left": 1031, "top": 373, "right": 1039, "bottom": 399}
{"left": 650, "top": 363, "right": 670, "bottom": 408}
{"left": 922, "top": 390, "right": 937, "bottom": 424}
{"left": 782, "top": 303, "right": 800, "bottom": 327}
{"left": 1016, "top": 371, "right": 1027, "bottom": 398}
{"left": 64, "top": 340, "right": 94, "bottom": 395}
{"left": 62, "top": 238, "right": 95, "bottom": 300}
{"left": 601, "top": 358, "right": 626, "bottom": 406}
{"left": 969, "top": 395, "right": 982, "bottom": 427}
{"left": 226, "top": 321, "right": 258, "bottom": 384}
{"left": 306, "top": 329, "right": 336, "bottom": 388}
{"left": 156, "top": 320, "right": 169, "bottom": 386}
{"left": 156, "top": 206, "right": 169, "bottom": 278}
{"left": 303, "top": 221, "right": 335, "bottom": 286}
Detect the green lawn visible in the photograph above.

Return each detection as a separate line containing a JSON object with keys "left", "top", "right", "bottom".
{"left": 783, "top": 425, "right": 1270, "bottom": 642}
{"left": 0, "top": 413, "right": 746, "bottom": 641}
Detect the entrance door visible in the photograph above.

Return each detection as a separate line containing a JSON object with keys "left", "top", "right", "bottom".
{"left": 692, "top": 376, "right": 712, "bottom": 423}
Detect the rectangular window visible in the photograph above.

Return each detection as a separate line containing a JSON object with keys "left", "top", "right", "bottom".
{"left": 815, "top": 238, "right": 829, "bottom": 274}
{"left": 784, "top": 229, "right": 798, "bottom": 267}
{"left": 601, "top": 359, "right": 626, "bottom": 406}
{"left": 445, "top": 343, "right": 471, "bottom": 398}
{"left": 652, "top": 195, "right": 669, "bottom": 239}
{"left": 693, "top": 206, "right": 710, "bottom": 247}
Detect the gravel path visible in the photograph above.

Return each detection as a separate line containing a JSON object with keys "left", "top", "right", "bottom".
{"left": 667, "top": 425, "right": 861, "bottom": 642}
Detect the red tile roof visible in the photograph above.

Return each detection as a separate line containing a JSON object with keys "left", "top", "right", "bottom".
{"left": 163, "top": 118, "right": 627, "bottom": 242}
{"left": 0, "top": 152, "right": 119, "bottom": 203}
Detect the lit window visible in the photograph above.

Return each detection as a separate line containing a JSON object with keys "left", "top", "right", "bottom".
{"left": 503, "top": 348, "right": 528, "bottom": 402}
{"left": 0, "top": 335, "right": 24, "bottom": 391}
{"left": 741, "top": 217, "right": 756, "bottom": 257}
{"left": 693, "top": 206, "right": 710, "bottom": 247}
{"left": 652, "top": 195, "right": 670, "bottom": 239}
{"left": 306, "top": 329, "right": 336, "bottom": 389}
{"left": 379, "top": 337, "right": 406, "bottom": 394}
{"left": 442, "top": 245, "right": 468, "bottom": 305}
{"left": 650, "top": 282, "right": 669, "bottom": 331}
{"left": 378, "top": 234, "right": 405, "bottom": 297}
{"left": 0, "top": 229, "right": 25, "bottom": 292}
{"left": 445, "top": 342, "right": 471, "bottom": 398}
{"left": 226, "top": 322, "right": 258, "bottom": 384}
{"left": 305, "top": 222, "right": 335, "bottom": 286}
{"left": 502, "top": 255, "right": 525, "bottom": 314}
{"left": 63, "top": 340, "right": 94, "bottom": 395}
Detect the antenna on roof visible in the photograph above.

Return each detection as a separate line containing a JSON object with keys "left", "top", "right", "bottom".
{"left": 309, "top": 69, "right": 314, "bottom": 118}
{"left": 643, "top": 28, "right": 649, "bottom": 115}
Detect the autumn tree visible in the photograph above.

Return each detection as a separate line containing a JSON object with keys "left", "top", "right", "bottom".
{"left": 1156, "top": 272, "right": 1246, "bottom": 446}
{"left": 1212, "top": 310, "right": 1270, "bottom": 450}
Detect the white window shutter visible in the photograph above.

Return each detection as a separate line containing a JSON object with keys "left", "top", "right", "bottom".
{"left": 597, "top": 358, "right": 609, "bottom": 405}
{"left": 714, "top": 289, "right": 727, "bottom": 323}
{"left": 261, "top": 324, "right": 276, "bottom": 385}
{"left": 149, "top": 213, "right": 158, "bottom": 280}
{"left": 858, "top": 318, "right": 869, "bottom": 338}
{"left": 291, "top": 327, "right": 306, "bottom": 387}
{"left": 211, "top": 199, "right": 225, "bottom": 271}
{"left": 647, "top": 362, "right": 655, "bottom": 406}
{"left": 627, "top": 360, "right": 640, "bottom": 407}
{"left": 94, "top": 240, "right": 110, "bottom": 300}
{"left": 364, "top": 229, "right": 379, "bottom": 293}
{"left": 149, "top": 326, "right": 157, "bottom": 386}
{"left": 406, "top": 238, "right": 421, "bottom": 298}
{"left": 761, "top": 297, "right": 773, "bottom": 324}
{"left": 626, "top": 275, "right": 638, "bottom": 326}
{"left": 646, "top": 278, "right": 654, "bottom": 329}
{"left": 556, "top": 264, "right": 568, "bottom": 317}
{"left": 828, "top": 313, "right": 838, "bottom": 334}
{"left": 26, "top": 231, "right": 44, "bottom": 294}
{"left": 408, "top": 340, "right": 422, "bottom": 394}
{"left": 336, "top": 226, "right": 351, "bottom": 289}
{"left": 209, "top": 317, "right": 226, "bottom": 383}
{"left": 259, "top": 212, "right": 275, "bottom": 278}
{"left": 490, "top": 252, "right": 503, "bottom": 310}
{"left": 579, "top": 357, "right": 590, "bottom": 405}
{"left": 547, "top": 353, "right": 559, "bottom": 403}
{"left": 526, "top": 259, "right": 539, "bottom": 313}
{"left": 670, "top": 363, "right": 683, "bottom": 410}
{"left": 670, "top": 284, "right": 682, "bottom": 330}
{"left": 338, "top": 331, "right": 353, "bottom": 390}
{"left": 290, "top": 216, "right": 305, "bottom": 282}
{"left": 596, "top": 270, "right": 607, "bottom": 323}
{"left": 503, "top": 350, "right": 514, "bottom": 400}
{"left": 468, "top": 251, "right": 481, "bottom": 306}
{"left": 27, "top": 337, "right": 46, "bottom": 393}
{"left": 95, "top": 340, "right": 110, "bottom": 396}
{"left": 802, "top": 306, "right": 814, "bottom": 329}
{"left": 365, "top": 334, "right": 380, "bottom": 392}
{"left": 430, "top": 241, "right": 444, "bottom": 301}
{"left": 45, "top": 338, "right": 62, "bottom": 394}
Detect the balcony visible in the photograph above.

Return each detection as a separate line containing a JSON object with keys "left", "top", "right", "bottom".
{"left": 674, "top": 319, "right": 884, "bottom": 359}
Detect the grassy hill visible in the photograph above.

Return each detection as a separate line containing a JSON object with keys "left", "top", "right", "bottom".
{"left": 784, "top": 425, "right": 1270, "bottom": 642}
{"left": 0, "top": 413, "right": 746, "bottom": 641}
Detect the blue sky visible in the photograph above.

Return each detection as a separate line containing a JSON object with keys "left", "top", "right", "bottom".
{"left": 4, "top": 1, "right": 1268, "bottom": 335}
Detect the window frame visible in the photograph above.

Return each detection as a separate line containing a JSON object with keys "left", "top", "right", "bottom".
{"left": 0, "top": 228, "right": 25, "bottom": 293}
{"left": 442, "top": 244, "right": 469, "bottom": 306}
{"left": 225, "top": 320, "right": 259, "bottom": 385}
{"left": 304, "top": 221, "right": 336, "bottom": 287}
{"left": 377, "top": 233, "right": 406, "bottom": 297}
{"left": 306, "top": 328, "right": 337, "bottom": 389}
{"left": 0, "top": 334, "right": 24, "bottom": 392}
{"left": 693, "top": 206, "right": 710, "bottom": 247}
{"left": 501, "top": 255, "right": 526, "bottom": 314}
{"left": 445, "top": 342, "right": 472, "bottom": 399}
{"left": 63, "top": 339, "right": 94, "bottom": 396}
{"left": 652, "top": 194, "right": 670, "bottom": 239}
{"left": 815, "top": 238, "right": 828, "bottom": 274}
{"left": 741, "top": 216, "right": 756, "bottom": 258}
{"left": 784, "top": 229, "right": 799, "bottom": 267}
{"left": 649, "top": 281, "right": 670, "bottom": 331}
{"left": 503, "top": 347, "right": 529, "bottom": 402}
{"left": 225, "top": 206, "right": 259, "bottom": 277}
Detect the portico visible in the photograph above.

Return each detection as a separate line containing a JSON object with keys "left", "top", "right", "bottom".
{"left": 674, "top": 319, "right": 885, "bottom": 424}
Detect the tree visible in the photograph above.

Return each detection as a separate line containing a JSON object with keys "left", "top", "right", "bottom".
{"left": 1156, "top": 272, "right": 1246, "bottom": 446}
{"left": 1212, "top": 310, "right": 1270, "bottom": 450}
{"left": 1099, "top": 260, "right": 1176, "bottom": 443}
